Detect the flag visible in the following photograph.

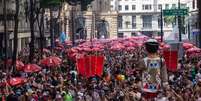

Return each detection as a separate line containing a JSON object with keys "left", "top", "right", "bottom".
{"left": 163, "top": 51, "right": 178, "bottom": 72}
{"left": 76, "top": 55, "right": 104, "bottom": 78}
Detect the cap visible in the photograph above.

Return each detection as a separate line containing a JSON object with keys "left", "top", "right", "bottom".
{"left": 145, "top": 39, "right": 158, "bottom": 43}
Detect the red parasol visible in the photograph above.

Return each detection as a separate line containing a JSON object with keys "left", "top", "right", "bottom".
{"left": 162, "top": 44, "right": 171, "bottom": 50}
{"left": 40, "top": 56, "right": 62, "bottom": 67}
{"left": 183, "top": 43, "right": 194, "bottom": 50}
{"left": 43, "top": 48, "right": 50, "bottom": 53}
{"left": 23, "top": 64, "right": 42, "bottom": 73}
{"left": 186, "top": 47, "right": 201, "bottom": 54}
{"left": 8, "top": 77, "right": 27, "bottom": 86}
{"left": 6, "top": 59, "right": 24, "bottom": 71}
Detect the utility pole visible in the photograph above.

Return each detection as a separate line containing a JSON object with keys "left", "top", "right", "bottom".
{"left": 160, "top": 7, "right": 164, "bottom": 42}
{"left": 178, "top": 0, "right": 182, "bottom": 41}
{"left": 71, "top": 6, "right": 75, "bottom": 46}
{"left": 50, "top": 7, "right": 54, "bottom": 52}
{"left": 198, "top": 0, "right": 201, "bottom": 48}
{"left": 3, "top": 0, "right": 8, "bottom": 69}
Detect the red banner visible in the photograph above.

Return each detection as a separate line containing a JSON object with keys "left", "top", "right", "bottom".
{"left": 76, "top": 55, "right": 104, "bottom": 78}
{"left": 163, "top": 51, "right": 178, "bottom": 72}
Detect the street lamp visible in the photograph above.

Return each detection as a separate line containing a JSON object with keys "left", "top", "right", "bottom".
{"left": 160, "top": 5, "right": 164, "bottom": 42}
{"left": 178, "top": 0, "right": 182, "bottom": 42}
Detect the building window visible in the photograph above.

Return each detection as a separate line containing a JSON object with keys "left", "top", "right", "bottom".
{"left": 125, "top": 5, "right": 129, "bottom": 10}
{"left": 158, "top": 4, "right": 162, "bottom": 10}
{"left": 132, "top": 16, "right": 136, "bottom": 29}
{"left": 142, "top": 15, "right": 152, "bottom": 29}
{"left": 118, "top": 16, "right": 123, "bottom": 28}
{"left": 165, "top": 4, "right": 169, "bottom": 9}
{"left": 193, "top": 0, "right": 195, "bottom": 9}
{"left": 172, "top": 4, "right": 176, "bottom": 9}
{"left": 132, "top": 5, "right": 136, "bottom": 10}
{"left": 131, "top": 32, "right": 136, "bottom": 36}
{"left": 118, "top": 5, "right": 122, "bottom": 11}
{"left": 125, "top": 21, "right": 130, "bottom": 29}
{"left": 118, "top": 33, "right": 124, "bottom": 38}
{"left": 180, "top": 4, "right": 186, "bottom": 8}
{"left": 110, "top": 5, "right": 113, "bottom": 9}
{"left": 142, "top": 5, "right": 152, "bottom": 10}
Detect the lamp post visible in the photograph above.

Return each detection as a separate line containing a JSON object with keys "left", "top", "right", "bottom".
{"left": 178, "top": 0, "right": 182, "bottom": 42}
{"left": 3, "top": 0, "right": 8, "bottom": 69}
{"left": 160, "top": 6, "right": 164, "bottom": 42}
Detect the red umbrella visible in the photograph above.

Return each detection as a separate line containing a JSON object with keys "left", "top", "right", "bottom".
{"left": 6, "top": 59, "right": 24, "bottom": 71}
{"left": 23, "top": 64, "right": 42, "bottom": 73}
{"left": 8, "top": 77, "right": 27, "bottom": 86}
{"left": 183, "top": 43, "right": 194, "bottom": 50}
{"left": 186, "top": 47, "right": 201, "bottom": 53}
{"left": 162, "top": 44, "right": 171, "bottom": 50}
{"left": 43, "top": 48, "right": 50, "bottom": 53}
{"left": 126, "top": 47, "right": 135, "bottom": 51}
{"left": 40, "top": 56, "right": 62, "bottom": 67}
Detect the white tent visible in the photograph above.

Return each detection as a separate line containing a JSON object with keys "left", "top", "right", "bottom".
{"left": 164, "top": 25, "right": 189, "bottom": 42}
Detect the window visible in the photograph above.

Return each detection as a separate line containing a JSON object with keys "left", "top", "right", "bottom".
{"left": 193, "top": 0, "right": 195, "bottom": 9}
{"left": 142, "top": 15, "right": 152, "bottom": 29}
{"left": 132, "top": 16, "right": 136, "bottom": 29}
{"left": 172, "top": 4, "right": 176, "bottom": 9}
{"left": 110, "top": 5, "right": 113, "bottom": 9}
{"left": 131, "top": 33, "right": 136, "bottom": 36}
{"left": 165, "top": 4, "right": 169, "bottom": 9}
{"left": 118, "top": 16, "right": 123, "bottom": 28}
{"left": 118, "top": 5, "right": 122, "bottom": 10}
{"left": 142, "top": 5, "right": 152, "bottom": 10}
{"left": 125, "top": 5, "right": 129, "bottom": 10}
{"left": 158, "top": 4, "right": 162, "bottom": 10}
{"left": 125, "top": 21, "right": 130, "bottom": 28}
{"left": 180, "top": 4, "right": 186, "bottom": 8}
{"left": 132, "top": 5, "right": 136, "bottom": 10}
{"left": 118, "top": 33, "right": 124, "bottom": 38}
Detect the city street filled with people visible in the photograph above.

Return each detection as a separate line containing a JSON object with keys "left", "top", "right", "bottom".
{"left": 0, "top": 37, "right": 201, "bottom": 101}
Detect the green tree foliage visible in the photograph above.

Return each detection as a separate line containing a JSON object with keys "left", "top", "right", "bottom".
{"left": 66, "top": 0, "right": 94, "bottom": 11}
{"left": 40, "top": 0, "right": 62, "bottom": 8}
{"left": 80, "top": 0, "right": 94, "bottom": 11}
{"left": 164, "top": 16, "right": 175, "bottom": 25}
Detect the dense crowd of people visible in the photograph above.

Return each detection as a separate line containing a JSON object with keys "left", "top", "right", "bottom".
{"left": 0, "top": 39, "right": 201, "bottom": 101}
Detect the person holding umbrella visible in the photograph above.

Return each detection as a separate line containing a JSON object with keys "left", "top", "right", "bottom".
{"left": 136, "top": 39, "right": 168, "bottom": 100}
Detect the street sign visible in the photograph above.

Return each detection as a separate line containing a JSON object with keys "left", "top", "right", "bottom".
{"left": 163, "top": 9, "right": 188, "bottom": 16}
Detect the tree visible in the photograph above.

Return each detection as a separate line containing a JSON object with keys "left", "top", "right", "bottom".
{"left": 3, "top": 0, "right": 8, "bottom": 70}
{"left": 29, "top": 0, "right": 36, "bottom": 63}
{"left": 12, "top": 0, "right": 20, "bottom": 72}
{"left": 40, "top": 0, "right": 63, "bottom": 52}
{"left": 66, "top": 0, "right": 94, "bottom": 11}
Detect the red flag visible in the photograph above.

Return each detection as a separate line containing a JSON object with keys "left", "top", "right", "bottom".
{"left": 163, "top": 51, "right": 178, "bottom": 72}
{"left": 76, "top": 55, "right": 104, "bottom": 78}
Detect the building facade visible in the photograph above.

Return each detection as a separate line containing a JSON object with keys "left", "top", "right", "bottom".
{"left": 110, "top": 0, "right": 189, "bottom": 38}
{"left": 186, "top": 0, "right": 200, "bottom": 46}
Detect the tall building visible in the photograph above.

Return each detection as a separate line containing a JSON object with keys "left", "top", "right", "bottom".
{"left": 187, "top": 0, "right": 199, "bottom": 46}
{"left": 75, "top": 0, "right": 118, "bottom": 39}
{"left": 0, "top": 0, "right": 51, "bottom": 56}
{"left": 110, "top": 0, "right": 189, "bottom": 38}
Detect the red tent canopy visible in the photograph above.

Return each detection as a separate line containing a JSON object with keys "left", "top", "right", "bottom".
{"left": 183, "top": 43, "right": 194, "bottom": 50}
{"left": 8, "top": 77, "right": 27, "bottom": 86}
{"left": 6, "top": 59, "right": 24, "bottom": 71}
{"left": 23, "top": 64, "right": 42, "bottom": 73}
{"left": 40, "top": 56, "right": 62, "bottom": 67}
